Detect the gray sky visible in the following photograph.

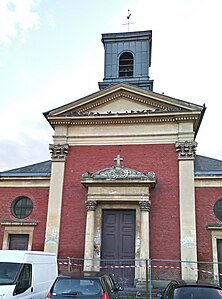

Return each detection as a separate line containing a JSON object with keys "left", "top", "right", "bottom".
{"left": 0, "top": 0, "right": 222, "bottom": 171}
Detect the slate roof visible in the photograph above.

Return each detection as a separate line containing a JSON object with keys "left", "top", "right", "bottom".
{"left": 194, "top": 155, "right": 222, "bottom": 175}
{"left": 0, "top": 161, "right": 51, "bottom": 177}
{"left": 0, "top": 155, "right": 222, "bottom": 177}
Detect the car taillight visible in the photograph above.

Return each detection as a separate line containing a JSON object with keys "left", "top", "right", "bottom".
{"left": 46, "top": 292, "right": 52, "bottom": 299}
{"left": 100, "top": 292, "right": 108, "bottom": 299}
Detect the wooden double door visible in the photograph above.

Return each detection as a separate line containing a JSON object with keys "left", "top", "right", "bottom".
{"left": 101, "top": 210, "right": 136, "bottom": 286}
{"left": 218, "top": 240, "right": 222, "bottom": 286}
{"left": 9, "top": 234, "right": 29, "bottom": 250}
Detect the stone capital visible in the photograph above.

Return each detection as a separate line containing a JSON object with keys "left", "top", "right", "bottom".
{"left": 85, "top": 200, "right": 97, "bottom": 211}
{"left": 175, "top": 141, "right": 197, "bottom": 160}
{"left": 49, "top": 144, "right": 69, "bottom": 161}
{"left": 139, "top": 200, "right": 151, "bottom": 211}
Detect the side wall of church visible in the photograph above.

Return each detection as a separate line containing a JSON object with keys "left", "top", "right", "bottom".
{"left": 195, "top": 187, "right": 222, "bottom": 261}
{"left": 0, "top": 187, "right": 49, "bottom": 250}
{"left": 58, "top": 143, "right": 181, "bottom": 259}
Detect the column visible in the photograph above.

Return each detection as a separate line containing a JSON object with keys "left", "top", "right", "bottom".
{"left": 176, "top": 140, "right": 198, "bottom": 280}
{"left": 44, "top": 144, "right": 69, "bottom": 255}
{"left": 84, "top": 200, "right": 97, "bottom": 271}
{"left": 139, "top": 199, "right": 151, "bottom": 280}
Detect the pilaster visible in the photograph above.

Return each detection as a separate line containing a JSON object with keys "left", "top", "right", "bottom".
{"left": 175, "top": 140, "right": 198, "bottom": 280}
{"left": 44, "top": 144, "right": 69, "bottom": 254}
{"left": 84, "top": 200, "right": 97, "bottom": 271}
{"left": 139, "top": 199, "right": 151, "bottom": 280}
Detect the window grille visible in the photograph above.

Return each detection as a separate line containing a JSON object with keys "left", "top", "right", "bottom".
{"left": 119, "top": 52, "right": 133, "bottom": 77}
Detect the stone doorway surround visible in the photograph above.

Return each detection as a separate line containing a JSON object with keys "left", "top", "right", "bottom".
{"left": 1, "top": 221, "right": 37, "bottom": 250}
{"left": 207, "top": 225, "right": 222, "bottom": 283}
{"left": 81, "top": 155, "right": 157, "bottom": 281}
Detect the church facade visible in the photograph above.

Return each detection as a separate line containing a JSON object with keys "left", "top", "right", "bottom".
{"left": 1, "top": 30, "right": 222, "bottom": 284}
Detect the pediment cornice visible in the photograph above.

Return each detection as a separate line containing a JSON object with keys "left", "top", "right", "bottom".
{"left": 45, "top": 84, "right": 204, "bottom": 118}
{"left": 44, "top": 84, "right": 205, "bottom": 134}
{"left": 72, "top": 90, "right": 182, "bottom": 114}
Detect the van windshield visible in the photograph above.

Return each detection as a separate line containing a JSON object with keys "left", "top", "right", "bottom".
{"left": 0, "top": 262, "right": 21, "bottom": 285}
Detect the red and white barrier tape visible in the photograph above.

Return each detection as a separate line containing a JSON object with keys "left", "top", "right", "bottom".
{"left": 58, "top": 261, "right": 222, "bottom": 277}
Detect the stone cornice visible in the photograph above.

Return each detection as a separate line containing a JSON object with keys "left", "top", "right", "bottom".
{"left": 195, "top": 175, "right": 222, "bottom": 187}
{"left": 0, "top": 178, "right": 50, "bottom": 187}
{"left": 48, "top": 112, "right": 199, "bottom": 127}
{"left": 81, "top": 180, "right": 156, "bottom": 188}
{"left": 207, "top": 224, "right": 222, "bottom": 230}
{"left": 1, "top": 221, "right": 38, "bottom": 226}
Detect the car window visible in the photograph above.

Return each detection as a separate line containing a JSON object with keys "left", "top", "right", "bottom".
{"left": 13, "top": 264, "right": 32, "bottom": 295}
{"left": 174, "top": 286, "right": 222, "bottom": 299}
{"left": 53, "top": 278, "right": 102, "bottom": 296}
{"left": 0, "top": 262, "right": 21, "bottom": 284}
{"left": 105, "top": 275, "right": 116, "bottom": 292}
{"left": 163, "top": 281, "right": 178, "bottom": 299}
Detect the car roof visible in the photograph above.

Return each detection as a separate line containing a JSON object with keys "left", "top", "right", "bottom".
{"left": 171, "top": 280, "right": 222, "bottom": 289}
{"left": 57, "top": 271, "right": 107, "bottom": 279}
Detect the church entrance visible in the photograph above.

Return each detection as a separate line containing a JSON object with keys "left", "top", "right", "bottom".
{"left": 217, "top": 239, "right": 222, "bottom": 286}
{"left": 101, "top": 209, "right": 135, "bottom": 286}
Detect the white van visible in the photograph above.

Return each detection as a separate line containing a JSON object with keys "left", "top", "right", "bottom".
{"left": 0, "top": 250, "right": 58, "bottom": 299}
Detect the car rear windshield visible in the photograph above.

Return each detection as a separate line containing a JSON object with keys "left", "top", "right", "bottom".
{"left": 0, "top": 262, "right": 21, "bottom": 285}
{"left": 53, "top": 278, "right": 103, "bottom": 296}
{"left": 174, "top": 286, "right": 222, "bottom": 299}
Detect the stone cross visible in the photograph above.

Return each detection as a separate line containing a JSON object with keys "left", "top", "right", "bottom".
{"left": 114, "top": 154, "right": 123, "bottom": 166}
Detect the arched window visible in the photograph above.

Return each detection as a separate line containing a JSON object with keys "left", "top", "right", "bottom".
{"left": 119, "top": 52, "right": 133, "bottom": 77}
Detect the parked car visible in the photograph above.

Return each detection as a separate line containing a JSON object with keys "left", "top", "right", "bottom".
{"left": 157, "top": 280, "right": 222, "bottom": 299}
{"left": 47, "top": 271, "right": 124, "bottom": 299}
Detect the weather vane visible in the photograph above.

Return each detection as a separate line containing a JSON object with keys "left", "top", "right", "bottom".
{"left": 122, "top": 9, "right": 134, "bottom": 31}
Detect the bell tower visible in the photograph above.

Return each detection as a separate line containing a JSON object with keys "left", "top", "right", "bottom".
{"left": 98, "top": 30, "right": 153, "bottom": 91}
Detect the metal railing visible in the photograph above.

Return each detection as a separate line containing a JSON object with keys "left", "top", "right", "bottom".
{"left": 57, "top": 257, "right": 222, "bottom": 299}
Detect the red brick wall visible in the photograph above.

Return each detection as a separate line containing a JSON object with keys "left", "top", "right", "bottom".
{"left": 58, "top": 144, "right": 180, "bottom": 260}
{"left": 195, "top": 187, "right": 222, "bottom": 261}
{"left": 0, "top": 187, "right": 49, "bottom": 251}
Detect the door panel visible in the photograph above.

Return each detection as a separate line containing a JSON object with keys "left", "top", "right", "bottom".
{"left": 9, "top": 234, "right": 29, "bottom": 250}
{"left": 101, "top": 210, "right": 135, "bottom": 286}
{"left": 217, "top": 239, "right": 222, "bottom": 286}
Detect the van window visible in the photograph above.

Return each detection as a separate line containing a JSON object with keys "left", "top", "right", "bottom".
{"left": 13, "top": 264, "right": 32, "bottom": 295}
{"left": 0, "top": 262, "right": 20, "bottom": 285}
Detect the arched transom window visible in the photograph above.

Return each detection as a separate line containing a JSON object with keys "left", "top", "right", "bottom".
{"left": 119, "top": 52, "right": 134, "bottom": 78}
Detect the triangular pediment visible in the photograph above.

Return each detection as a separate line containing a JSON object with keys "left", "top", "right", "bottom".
{"left": 44, "top": 83, "right": 204, "bottom": 118}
